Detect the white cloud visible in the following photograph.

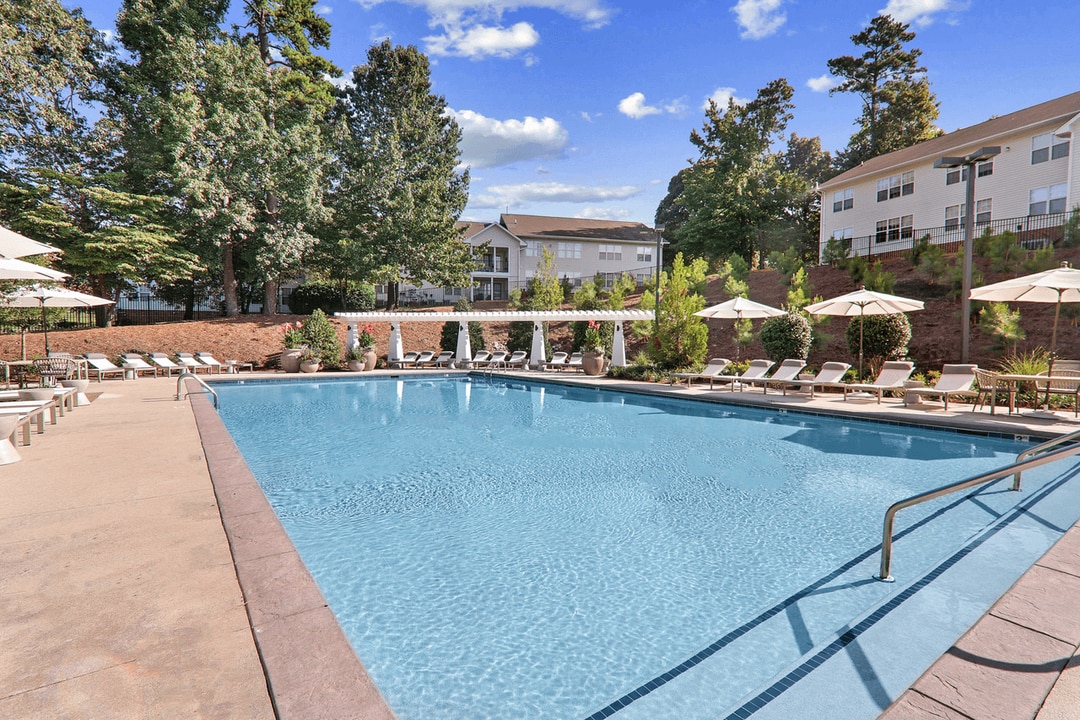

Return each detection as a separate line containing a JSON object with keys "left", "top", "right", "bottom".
{"left": 425, "top": 21, "right": 540, "bottom": 59}
{"left": 701, "top": 87, "right": 747, "bottom": 112}
{"left": 731, "top": 0, "right": 786, "bottom": 40}
{"left": 356, "top": 1, "right": 614, "bottom": 28}
{"left": 577, "top": 206, "right": 631, "bottom": 220}
{"left": 879, "top": 0, "right": 968, "bottom": 26}
{"left": 472, "top": 181, "right": 640, "bottom": 208}
{"left": 449, "top": 108, "right": 570, "bottom": 168}
{"left": 618, "top": 92, "right": 661, "bottom": 119}
{"left": 806, "top": 74, "right": 839, "bottom": 93}
{"left": 316, "top": 4, "right": 333, "bottom": 14}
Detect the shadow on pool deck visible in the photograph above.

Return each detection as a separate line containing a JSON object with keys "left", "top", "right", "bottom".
{"left": 2, "top": 369, "right": 1079, "bottom": 719}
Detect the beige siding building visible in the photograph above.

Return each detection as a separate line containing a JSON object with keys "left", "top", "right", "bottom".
{"left": 818, "top": 91, "right": 1080, "bottom": 260}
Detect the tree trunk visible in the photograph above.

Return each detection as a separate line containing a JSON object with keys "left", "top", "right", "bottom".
{"left": 223, "top": 240, "right": 239, "bottom": 316}
{"left": 263, "top": 279, "right": 279, "bottom": 314}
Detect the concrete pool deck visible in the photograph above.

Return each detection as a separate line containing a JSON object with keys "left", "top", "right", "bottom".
{"left": 1, "top": 370, "right": 1079, "bottom": 719}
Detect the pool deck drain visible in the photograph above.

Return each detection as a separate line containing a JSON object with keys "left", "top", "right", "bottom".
{"left": 2, "top": 370, "right": 1079, "bottom": 719}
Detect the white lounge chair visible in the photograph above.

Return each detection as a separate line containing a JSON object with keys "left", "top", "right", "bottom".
{"left": 843, "top": 361, "right": 915, "bottom": 403}
{"left": 711, "top": 359, "right": 775, "bottom": 392}
{"left": 475, "top": 351, "right": 507, "bottom": 368}
{"left": 121, "top": 353, "right": 158, "bottom": 378}
{"left": 176, "top": 352, "right": 213, "bottom": 374}
{"left": 544, "top": 352, "right": 569, "bottom": 371}
{"left": 903, "top": 364, "right": 980, "bottom": 411}
{"left": 419, "top": 350, "right": 454, "bottom": 368}
{"left": 469, "top": 350, "right": 492, "bottom": 367}
{"left": 565, "top": 352, "right": 584, "bottom": 372}
{"left": 503, "top": 350, "right": 528, "bottom": 369}
{"left": 391, "top": 351, "right": 420, "bottom": 368}
{"left": 748, "top": 359, "right": 807, "bottom": 394}
{"left": 780, "top": 362, "right": 851, "bottom": 397}
{"left": 83, "top": 353, "right": 127, "bottom": 382}
{"left": 671, "top": 358, "right": 732, "bottom": 388}
{"left": 149, "top": 352, "right": 185, "bottom": 377}
{"left": 194, "top": 352, "right": 225, "bottom": 374}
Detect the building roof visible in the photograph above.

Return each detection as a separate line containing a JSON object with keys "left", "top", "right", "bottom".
{"left": 819, "top": 90, "right": 1080, "bottom": 191}
{"left": 499, "top": 213, "right": 657, "bottom": 243}
{"left": 455, "top": 221, "right": 488, "bottom": 238}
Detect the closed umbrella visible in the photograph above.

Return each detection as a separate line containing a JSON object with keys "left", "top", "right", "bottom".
{"left": 970, "top": 262, "right": 1080, "bottom": 406}
{"left": 695, "top": 296, "right": 786, "bottom": 360}
{"left": 805, "top": 287, "right": 924, "bottom": 379}
{"left": 0, "top": 285, "right": 113, "bottom": 355}
{"left": 0, "top": 225, "right": 61, "bottom": 259}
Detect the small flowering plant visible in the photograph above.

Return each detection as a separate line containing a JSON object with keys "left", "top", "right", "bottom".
{"left": 282, "top": 321, "right": 305, "bottom": 348}
{"left": 584, "top": 320, "right": 604, "bottom": 354}
{"left": 358, "top": 323, "right": 376, "bottom": 350}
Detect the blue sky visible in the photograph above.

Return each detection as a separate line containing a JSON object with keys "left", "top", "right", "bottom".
{"left": 71, "top": 0, "right": 1080, "bottom": 226}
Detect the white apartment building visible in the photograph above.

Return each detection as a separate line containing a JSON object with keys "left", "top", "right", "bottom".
{"left": 377, "top": 213, "right": 662, "bottom": 305}
{"left": 818, "top": 91, "right": 1080, "bottom": 261}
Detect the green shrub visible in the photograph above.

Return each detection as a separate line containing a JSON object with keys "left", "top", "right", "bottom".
{"left": 759, "top": 313, "right": 812, "bottom": 362}
{"left": 295, "top": 308, "right": 340, "bottom": 367}
{"left": 846, "top": 313, "right": 911, "bottom": 377}
{"left": 821, "top": 237, "right": 850, "bottom": 267}
{"left": 288, "top": 281, "right": 375, "bottom": 315}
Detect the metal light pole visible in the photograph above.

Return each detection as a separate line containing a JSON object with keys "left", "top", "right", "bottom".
{"left": 653, "top": 224, "right": 666, "bottom": 330}
{"left": 933, "top": 146, "right": 1000, "bottom": 363}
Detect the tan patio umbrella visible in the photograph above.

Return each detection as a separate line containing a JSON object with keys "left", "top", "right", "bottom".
{"left": 0, "top": 285, "right": 113, "bottom": 355}
{"left": 804, "top": 287, "right": 924, "bottom": 379}
{"left": 0, "top": 257, "right": 68, "bottom": 282}
{"left": 695, "top": 296, "right": 786, "bottom": 360}
{"left": 970, "top": 262, "right": 1080, "bottom": 405}
{"left": 0, "top": 225, "right": 61, "bottom": 259}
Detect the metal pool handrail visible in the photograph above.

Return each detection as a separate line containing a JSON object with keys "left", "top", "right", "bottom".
{"left": 876, "top": 427, "right": 1080, "bottom": 582}
{"left": 176, "top": 371, "right": 218, "bottom": 409}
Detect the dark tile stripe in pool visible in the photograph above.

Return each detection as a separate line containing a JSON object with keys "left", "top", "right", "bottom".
{"left": 582, "top": 465, "right": 1080, "bottom": 720}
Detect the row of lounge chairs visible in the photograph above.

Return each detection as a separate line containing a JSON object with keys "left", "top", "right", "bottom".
{"left": 672, "top": 358, "right": 988, "bottom": 410}
{"left": 0, "top": 383, "right": 81, "bottom": 465}
{"left": 391, "top": 350, "right": 590, "bottom": 372}
{"left": 82, "top": 351, "right": 242, "bottom": 381}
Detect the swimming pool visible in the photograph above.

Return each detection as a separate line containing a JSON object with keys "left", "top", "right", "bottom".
{"left": 216, "top": 376, "right": 1077, "bottom": 719}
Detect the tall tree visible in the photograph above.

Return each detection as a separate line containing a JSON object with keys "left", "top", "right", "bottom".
{"left": 671, "top": 78, "right": 798, "bottom": 264}
{"left": 780, "top": 133, "right": 834, "bottom": 261}
{"left": 326, "top": 41, "right": 472, "bottom": 310}
{"left": 827, "top": 14, "right": 941, "bottom": 170}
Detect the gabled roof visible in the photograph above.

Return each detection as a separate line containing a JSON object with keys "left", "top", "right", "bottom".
{"left": 819, "top": 90, "right": 1080, "bottom": 191}
{"left": 456, "top": 220, "right": 525, "bottom": 246}
{"left": 500, "top": 213, "right": 657, "bottom": 243}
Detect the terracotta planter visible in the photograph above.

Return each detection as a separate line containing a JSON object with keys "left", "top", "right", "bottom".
{"left": 347, "top": 359, "right": 366, "bottom": 372}
{"left": 300, "top": 360, "right": 321, "bottom": 373}
{"left": 582, "top": 351, "right": 606, "bottom": 376}
{"left": 363, "top": 349, "right": 377, "bottom": 371}
{"left": 280, "top": 348, "right": 303, "bottom": 373}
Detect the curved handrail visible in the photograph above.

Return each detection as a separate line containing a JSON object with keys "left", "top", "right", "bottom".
{"left": 877, "top": 436, "right": 1080, "bottom": 582}
{"left": 1013, "top": 426, "right": 1080, "bottom": 489}
{"left": 176, "top": 371, "right": 218, "bottom": 409}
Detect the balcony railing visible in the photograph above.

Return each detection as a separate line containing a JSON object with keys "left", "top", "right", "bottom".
{"left": 827, "top": 209, "right": 1078, "bottom": 262}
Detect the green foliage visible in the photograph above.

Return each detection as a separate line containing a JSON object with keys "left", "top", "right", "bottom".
{"left": 846, "top": 255, "right": 869, "bottom": 285}
{"left": 1021, "top": 246, "right": 1058, "bottom": 273}
{"left": 634, "top": 253, "right": 708, "bottom": 369}
{"left": 846, "top": 313, "right": 911, "bottom": 376}
{"left": 767, "top": 247, "right": 804, "bottom": 281}
{"left": 759, "top": 313, "right": 813, "bottom": 362}
{"left": 293, "top": 309, "right": 340, "bottom": 367}
{"left": 915, "top": 243, "right": 948, "bottom": 284}
{"left": 999, "top": 348, "right": 1049, "bottom": 375}
{"left": 821, "top": 237, "right": 850, "bottom": 266}
{"left": 977, "top": 230, "right": 1023, "bottom": 273}
{"left": 439, "top": 298, "right": 485, "bottom": 353}
{"left": 287, "top": 281, "right": 375, "bottom": 314}
{"left": 725, "top": 253, "right": 751, "bottom": 282}
{"left": 978, "top": 302, "right": 1025, "bottom": 353}
{"left": 1062, "top": 208, "right": 1080, "bottom": 247}
{"left": 862, "top": 260, "right": 895, "bottom": 293}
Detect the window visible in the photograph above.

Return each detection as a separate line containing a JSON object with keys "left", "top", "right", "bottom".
{"left": 976, "top": 199, "right": 992, "bottom": 225}
{"left": 636, "top": 246, "right": 652, "bottom": 263}
{"left": 831, "top": 227, "right": 853, "bottom": 242}
{"left": 601, "top": 272, "right": 618, "bottom": 289}
{"left": 832, "top": 188, "right": 854, "bottom": 213}
{"left": 977, "top": 161, "right": 993, "bottom": 177}
{"left": 598, "top": 244, "right": 622, "bottom": 261}
{"left": 557, "top": 242, "right": 582, "bottom": 259}
{"left": 946, "top": 167, "right": 964, "bottom": 185}
{"left": 1032, "top": 132, "right": 1070, "bottom": 164}
{"left": 1030, "top": 184, "right": 1068, "bottom": 215}
{"left": 875, "top": 215, "right": 913, "bottom": 243}
{"left": 525, "top": 240, "right": 541, "bottom": 257}
{"left": 945, "top": 204, "right": 963, "bottom": 230}
{"left": 876, "top": 172, "right": 913, "bottom": 201}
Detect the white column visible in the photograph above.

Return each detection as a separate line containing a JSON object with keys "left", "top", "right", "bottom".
{"left": 455, "top": 321, "right": 472, "bottom": 366}
{"left": 529, "top": 320, "right": 546, "bottom": 368}
{"left": 389, "top": 322, "right": 403, "bottom": 362}
{"left": 612, "top": 320, "right": 627, "bottom": 367}
{"left": 346, "top": 324, "right": 359, "bottom": 352}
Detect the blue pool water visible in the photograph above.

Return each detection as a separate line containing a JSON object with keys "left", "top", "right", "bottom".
{"left": 216, "top": 376, "right": 1072, "bottom": 719}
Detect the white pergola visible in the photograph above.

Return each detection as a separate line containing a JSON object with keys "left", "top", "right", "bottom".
{"left": 335, "top": 310, "right": 654, "bottom": 368}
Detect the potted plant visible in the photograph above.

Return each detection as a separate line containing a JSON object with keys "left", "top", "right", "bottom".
{"left": 299, "top": 348, "right": 321, "bottom": 373}
{"left": 280, "top": 321, "right": 305, "bottom": 373}
{"left": 581, "top": 320, "right": 606, "bottom": 376}
{"left": 344, "top": 346, "right": 367, "bottom": 372}
{"left": 358, "top": 324, "right": 378, "bottom": 371}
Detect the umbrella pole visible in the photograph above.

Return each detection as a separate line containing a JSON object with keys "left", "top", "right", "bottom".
{"left": 1044, "top": 297, "right": 1062, "bottom": 408}
{"left": 858, "top": 310, "right": 865, "bottom": 380}
{"left": 41, "top": 303, "right": 49, "bottom": 356}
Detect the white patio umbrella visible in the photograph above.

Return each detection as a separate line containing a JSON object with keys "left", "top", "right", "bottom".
{"left": 0, "top": 257, "right": 69, "bottom": 282}
{"left": 970, "top": 262, "right": 1080, "bottom": 405}
{"left": 695, "top": 296, "right": 786, "bottom": 359}
{"left": 0, "top": 225, "right": 61, "bottom": 259}
{"left": 0, "top": 285, "right": 113, "bottom": 355}
{"left": 805, "top": 287, "right": 924, "bottom": 378}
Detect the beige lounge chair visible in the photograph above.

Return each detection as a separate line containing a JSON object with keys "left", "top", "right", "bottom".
{"left": 149, "top": 352, "right": 185, "bottom": 377}
{"left": 748, "top": 359, "right": 807, "bottom": 394}
{"left": 780, "top": 362, "right": 851, "bottom": 397}
{"left": 194, "top": 352, "right": 225, "bottom": 374}
{"left": 843, "top": 361, "right": 915, "bottom": 403}
{"left": 391, "top": 351, "right": 420, "bottom": 368}
{"left": 670, "top": 358, "right": 731, "bottom": 388}
{"left": 904, "top": 364, "right": 979, "bottom": 411}
{"left": 121, "top": 353, "right": 158, "bottom": 377}
{"left": 711, "top": 359, "right": 775, "bottom": 392}
{"left": 565, "top": 352, "right": 584, "bottom": 372}
{"left": 410, "top": 350, "right": 435, "bottom": 367}
{"left": 176, "top": 352, "right": 213, "bottom": 374}
{"left": 83, "top": 353, "right": 126, "bottom": 382}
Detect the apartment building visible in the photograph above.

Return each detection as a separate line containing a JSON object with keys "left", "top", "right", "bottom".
{"left": 818, "top": 91, "right": 1080, "bottom": 260}
{"left": 378, "top": 214, "right": 662, "bottom": 305}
